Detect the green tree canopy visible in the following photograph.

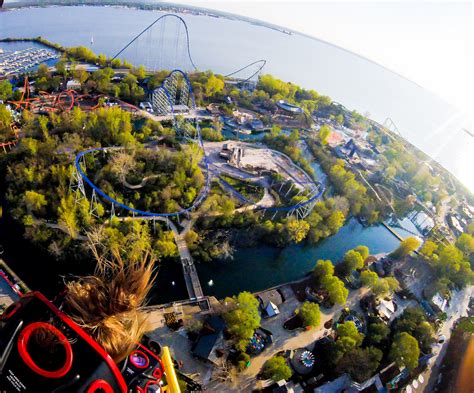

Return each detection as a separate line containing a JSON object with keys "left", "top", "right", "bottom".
{"left": 389, "top": 332, "right": 420, "bottom": 370}
{"left": 0, "top": 80, "right": 13, "bottom": 101}
{"left": 313, "top": 259, "right": 334, "bottom": 284}
{"left": 24, "top": 190, "right": 47, "bottom": 214}
{"left": 390, "top": 237, "right": 421, "bottom": 259}
{"left": 337, "top": 321, "right": 364, "bottom": 347}
{"left": 366, "top": 322, "right": 390, "bottom": 345}
{"left": 318, "top": 124, "right": 331, "bottom": 145}
{"left": 360, "top": 270, "right": 379, "bottom": 288}
{"left": 340, "top": 249, "right": 365, "bottom": 276}
{"left": 419, "top": 240, "right": 438, "bottom": 258}
{"left": 262, "top": 356, "right": 292, "bottom": 382}
{"left": 354, "top": 245, "right": 370, "bottom": 261}
{"left": 393, "top": 307, "right": 435, "bottom": 353}
{"left": 223, "top": 291, "right": 261, "bottom": 350}
{"left": 298, "top": 301, "right": 321, "bottom": 328}
{"left": 456, "top": 233, "right": 474, "bottom": 256}
{"left": 321, "top": 274, "right": 348, "bottom": 305}
{"left": 337, "top": 346, "right": 383, "bottom": 383}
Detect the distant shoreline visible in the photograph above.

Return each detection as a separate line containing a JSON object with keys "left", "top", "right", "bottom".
{"left": 2, "top": 0, "right": 296, "bottom": 36}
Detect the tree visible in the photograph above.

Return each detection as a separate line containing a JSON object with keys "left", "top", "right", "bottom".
{"left": 393, "top": 307, "right": 435, "bottom": 353}
{"left": 0, "top": 104, "right": 13, "bottom": 139}
{"left": 390, "top": 237, "right": 421, "bottom": 259}
{"left": 318, "top": 124, "right": 331, "bottom": 145}
{"left": 262, "top": 356, "right": 292, "bottom": 382}
{"left": 58, "top": 195, "right": 78, "bottom": 239}
{"left": 456, "top": 234, "right": 474, "bottom": 256}
{"left": 204, "top": 74, "right": 225, "bottom": 97}
{"left": 223, "top": 292, "right": 261, "bottom": 350}
{"left": 0, "top": 79, "right": 13, "bottom": 101}
{"left": 337, "top": 321, "right": 364, "bottom": 346}
{"left": 337, "top": 346, "right": 383, "bottom": 383}
{"left": 420, "top": 240, "right": 438, "bottom": 258}
{"left": 354, "top": 245, "right": 369, "bottom": 261}
{"left": 360, "top": 270, "right": 379, "bottom": 288}
{"left": 298, "top": 301, "right": 321, "bottom": 328}
{"left": 340, "top": 249, "right": 364, "bottom": 276}
{"left": 367, "top": 322, "right": 390, "bottom": 345}
{"left": 389, "top": 332, "right": 420, "bottom": 370}
{"left": 285, "top": 218, "right": 310, "bottom": 243}
{"left": 24, "top": 191, "right": 47, "bottom": 214}
{"left": 321, "top": 274, "right": 348, "bottom": 305}
{"left": 313, "top": 259, "right": 334, "bottom": 284}
{"left": 333, "top": 321, "right": 364, "bottom": 363}
{"left": 327, "top": 210, "right": 345, "bottom": 233}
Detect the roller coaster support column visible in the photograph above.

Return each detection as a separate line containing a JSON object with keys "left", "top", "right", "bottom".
{"left": 70, "top": 167, "right": 86, "bottom": 205}
{"left": 90, "top": 189, "right": 100, "bottom": 218}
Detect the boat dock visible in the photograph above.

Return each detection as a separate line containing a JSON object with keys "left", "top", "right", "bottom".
{"left": 0, "top": 47, "right": 60, "bottom": 77}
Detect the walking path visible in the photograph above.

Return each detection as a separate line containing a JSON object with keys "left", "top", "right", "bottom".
{"left": 420, "top": 286, "right": 472, "bottom": 392}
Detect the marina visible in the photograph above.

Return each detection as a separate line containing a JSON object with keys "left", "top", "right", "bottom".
{"left": 0, "top": 47, "right": 60, "bottom": 77}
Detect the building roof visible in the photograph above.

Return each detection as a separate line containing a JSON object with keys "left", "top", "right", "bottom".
{"left": 276, "top": 100, "right": 303, "bottom": 114}
{"left": 376, "top": 299, "right": 395, "bottom": 320}
{"left": 432, "top": 293, "right": 447, "bottom": 312}
{"left": 192, "top": 316, "right": 225, "bottom": 365}
{"left": 258, "top": 289, "right": 284, "bottom": 308}
{"left": 66, "top": 79, "right": 81, "bottom": 88}
{"left": 265, "top": 301, "right": 280, "bottom": 317}
{"left": 326, "top": 130, "right": 345, "bottom": 146}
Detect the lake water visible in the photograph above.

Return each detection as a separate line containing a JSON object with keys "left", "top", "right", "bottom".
{"left": 1, "top": 5, "right": 471, "bottom": 191}
{"left": 195, "top": 218, "right": 401, "bottom": 299}
{"left": 0, "top": 4, "right": 440, "bottom": 303}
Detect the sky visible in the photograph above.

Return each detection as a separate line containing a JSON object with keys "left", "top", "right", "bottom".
{"left": 174, "top": 0, "right": 472, "bottom": 123}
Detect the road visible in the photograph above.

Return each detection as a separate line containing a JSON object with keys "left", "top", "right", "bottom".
{"left": 421, "top": 286, "right": 472, "bottom": 392}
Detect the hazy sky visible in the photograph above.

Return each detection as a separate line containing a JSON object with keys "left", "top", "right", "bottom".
{"left": 175, "top": 0, "right": 472, "bottom": 122}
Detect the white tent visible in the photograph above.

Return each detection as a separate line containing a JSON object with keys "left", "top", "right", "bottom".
{"left": 265, "top": 301, "right": 280, "bottom": 317}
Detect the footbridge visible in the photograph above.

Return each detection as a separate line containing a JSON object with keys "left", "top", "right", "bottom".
{"left": 115, "top": 215, "right": 204, "bottom": 302}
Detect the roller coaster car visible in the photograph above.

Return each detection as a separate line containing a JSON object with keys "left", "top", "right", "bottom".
{"left": 0, "top": 292, "right": 165, "bottom": 393}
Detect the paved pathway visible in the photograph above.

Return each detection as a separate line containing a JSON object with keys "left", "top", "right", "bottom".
{"left": 420, "top": 286, "right": 472, "bottom": 392}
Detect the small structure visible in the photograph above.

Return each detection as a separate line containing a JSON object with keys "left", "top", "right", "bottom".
{"left": 257, "top": 289, "right": 284, "bottom": 317}
{"left": 219, "top": 143, "right": 233, "bottom": 160}
{"left": 342, "top": 312, "right": 365, "bottom": 333}
{"left": 265, "top": 301, "right": 280, "bottom": 317}
{"left": 249, "top": 119, "right": 265, "bottom": 131}
{"left": 431, "top": 292, "right": 448, "bottom": 313}
{"left": 290, "top": 348, "right": 315, "bottom": 375}
{"left": 247, "top": 328, "right": 272, "bottom": 355}
{"left": 139, "top": 101, "right": 153, "bottom": 112}
{"left": 206, "top": 103, "right": 220, "bottom": 115}
{"left": 376, "top": 299, "right": 396, "bottom": 321}
{"left": 192, "top": 316, "right": 226, "bottom": 366}
{"left": 276, "top": 100, "right": 303, "bottom": 115}
{"left": 171, "top": 104, "right": 190, "bottom": 114}
{"left": 66, "top": 79, "right": 81, "bottom": 90}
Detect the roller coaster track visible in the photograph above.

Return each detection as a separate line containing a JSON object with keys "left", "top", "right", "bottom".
{"left": 112, "top": 14, "right": 198, "bottom": 71}
{"left": 0, "top": 123, "right": 20, "bottom": 153}
{"left": 224, "top": 59, "right": 267, "bottom": 83}
{"left": 112, "top": 13, "right": 266, "bottom": 81}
